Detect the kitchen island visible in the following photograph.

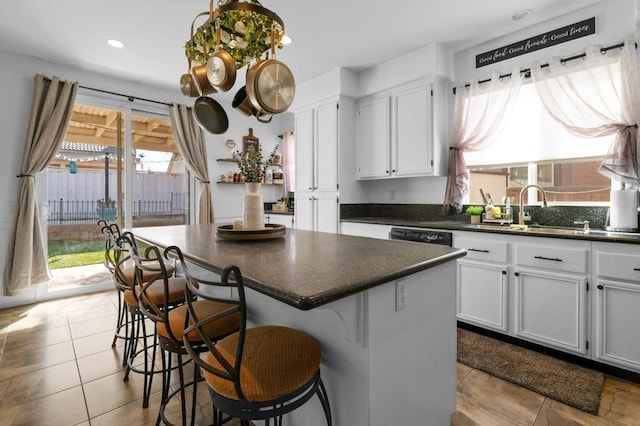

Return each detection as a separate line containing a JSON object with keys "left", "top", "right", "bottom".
{"left": 134, "top": 224, "right": 466, "bottom": 425}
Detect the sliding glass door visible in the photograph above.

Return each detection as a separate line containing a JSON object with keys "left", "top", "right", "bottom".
{"left": 45, "top": 93, "right": 189, "bottom": 296}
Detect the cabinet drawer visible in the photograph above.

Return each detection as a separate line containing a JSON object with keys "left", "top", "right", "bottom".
{"left": 597, "top": 252, "right": 640, "bottom": 282}
{"left": 455, "top": 238, "right": 508, "bottom": 263}
{"left": 516, "top": 244, "right": 588, "bottom": 274}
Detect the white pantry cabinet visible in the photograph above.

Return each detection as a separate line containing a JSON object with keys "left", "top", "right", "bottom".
{"left": 294, "top": 97, "right": 354, "bottom": 232}
{"left": 592, "top": 242, "right": 640, "bottom": 372}
{"left": 356, "top": 78, "right": 447, "bottom": 180}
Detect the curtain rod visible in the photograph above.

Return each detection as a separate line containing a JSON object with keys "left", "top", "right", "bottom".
{"left": 42, "top": 76, "right": 172, "bottom": 106}
{"left": 452, "top": 41, "right": 636, "bottom": 95}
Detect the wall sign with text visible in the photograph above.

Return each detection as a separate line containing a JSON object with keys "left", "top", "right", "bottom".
{"left": 476, "top": 17, "right": 596, "bottom": 68}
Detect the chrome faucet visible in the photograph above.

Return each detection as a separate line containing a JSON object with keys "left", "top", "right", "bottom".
{"left": 519, "top": 184, "right": 548, "bottom": 225}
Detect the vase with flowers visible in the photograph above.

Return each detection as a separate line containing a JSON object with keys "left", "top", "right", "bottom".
{"left": 234, "top": 145, "right": 265, "bottom": 230}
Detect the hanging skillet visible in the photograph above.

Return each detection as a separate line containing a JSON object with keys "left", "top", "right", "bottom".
{"left": 246, "top": 30, "right": 295, "bottom": 115}
{"left": 206, "top": 15, "right": 236, "bottom": 92}
{"left": 193, "top": 96, "right": 229, "bottom": 134}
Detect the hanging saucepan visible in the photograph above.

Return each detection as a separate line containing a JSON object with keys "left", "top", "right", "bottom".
{"left": 180, "top": 58, "right": 199, "bottom": 97}
{"left": 245, "top": 31, "right": 295, "bottom": 114}
{"left": 206, "top": 18, "right": 236, "bottom": 92}
{"left": 232, "top": 85, "right": 272, "bottom": 123}
{"left": 191, "top": 44, "right": 217, "bottom": 96}
{"left": 188, "top": 10, "right": 217, "bottom": 96}
{"left": 193, "top": 95, "right": 229, "bottom": 134}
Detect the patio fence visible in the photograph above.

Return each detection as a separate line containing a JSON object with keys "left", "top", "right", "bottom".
{"left": 47, "top": 193, "right": 187, "bottom": 225}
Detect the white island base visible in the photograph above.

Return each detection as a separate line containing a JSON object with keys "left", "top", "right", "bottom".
{"left": 245, "top": 261, "right": 457, "bottom": 426}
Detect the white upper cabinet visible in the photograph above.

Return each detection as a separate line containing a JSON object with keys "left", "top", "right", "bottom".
{"left": 357, "top": 78, "right": 446, "bottom": 180}
{"left": 294, "top": 100, "right": 339, "bottom": 192}
{"left": 393, "top": 84, "right": 433, "bottom": 177}
{"left": 357, "top": 96, "right": 391, "bottom": 179}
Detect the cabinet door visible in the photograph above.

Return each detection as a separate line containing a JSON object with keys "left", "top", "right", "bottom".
{"left": 295, "top": 192, "right": 314, "bottom": 231}
{"left": 295, "top": 109, "right": 314, "bottom": 191}
{"left": 266, "top": 214, "right": 294, "bottom": 229}
{"left": 393, "top": 85, "right": 433, "bottom": 177}
{"left": 357, "top": 96, "right": 390, "bottom": 179}
{"left": 514, "top": 268, "right": 588, "bottom": 355}
{"left": 315, "top": 102, "right": 338, "bottom": 191}
{"left": 595, "top": 279, "right": 640, "bottom": 371}
{"left": 457, "top": 260, "right": 508, "bottom": 332}
{"left": 315, "top": 193, "right": 338, "bottom": 233}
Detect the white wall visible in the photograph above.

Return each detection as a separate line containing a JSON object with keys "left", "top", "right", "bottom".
{"left": 350, "top": 0, "right": 638, "bottom": 205}
{"left": 453, "top": 0, "right": 637, "bottom": 85}
{"left": 0, "top": 49, "right": 285, "bottom": 305}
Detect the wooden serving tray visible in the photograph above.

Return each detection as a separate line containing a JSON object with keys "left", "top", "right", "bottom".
{"left": 216, "top": 224, "right": 286, "bottom": 240}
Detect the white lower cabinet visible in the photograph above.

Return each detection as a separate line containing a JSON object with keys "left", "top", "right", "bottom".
{"left": 514, "top": 268, "right": 588, "bottom": 355}
{"left": 513, "top": 240, "right": 589, "bottom": 355}
{"left": 455, "top": 232, "right": 591, "bottom": 358}
{"left": 457, "top": 261, "right": 508, "bottom": 332}
{"left": 340, "top": 222, "right": 392, "bottom": 240}
{"left": 265, "top": 214, "right": 294, "bottom": 228}
{"left": 295, "top": 191, "right": 338, "bottom": 233}
{"left": 593, "top": 243, "right": 640, "bottom": 372}
{"left": 454, "top": 235, "right": 509, "bottom": 332}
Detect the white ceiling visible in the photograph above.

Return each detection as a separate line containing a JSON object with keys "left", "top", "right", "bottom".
{"left": 0, "top": 0, "right": 602, "bottom": 94}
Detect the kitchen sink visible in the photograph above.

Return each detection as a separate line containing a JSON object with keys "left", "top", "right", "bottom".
{"left": 463, "top": 223, "right": 640, "bottom": 238}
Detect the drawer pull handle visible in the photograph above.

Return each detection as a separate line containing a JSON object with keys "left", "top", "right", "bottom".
{"left": 634, "top": 268, "right": 640, "bottom": 271}
{"left": 597, "top": 284, "right": 604, "bottom": 290}
{"left": 534, "top": 255, "right": 563, "bottom": 262}
{"left": 469, "top": 248, "right": 490, "bottom": 253}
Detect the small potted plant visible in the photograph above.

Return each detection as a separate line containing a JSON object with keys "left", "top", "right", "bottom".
{"left": 465, "top": 206, "right": 484, "bottom": 224}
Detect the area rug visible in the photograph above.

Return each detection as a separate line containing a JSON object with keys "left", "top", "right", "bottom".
{"left": 457, "top": 328, "right": 604, "bottom": 415}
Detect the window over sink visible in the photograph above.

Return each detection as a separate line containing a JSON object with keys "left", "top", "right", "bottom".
{"left": 464, "top": 82, "right": 615, "bottom": 206}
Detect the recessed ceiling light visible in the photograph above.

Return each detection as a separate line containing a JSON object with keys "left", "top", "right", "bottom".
{"left": 107, "top": 39, "right": 125, "bottom": 48}
{"left": 281, "top": 35, "right": 292, "bottom": 45}
{"left": 511, "top": 9, "right": 532, "bottom": 21}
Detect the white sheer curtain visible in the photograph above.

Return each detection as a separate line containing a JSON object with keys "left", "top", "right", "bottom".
{"left": 531, "top": 35, "right": 640, "bottom": 186}
{"left": 443, "top": 69, "right": 525, "bottom": 212}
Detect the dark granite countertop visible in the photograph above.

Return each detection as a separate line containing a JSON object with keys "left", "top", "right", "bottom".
{"left": 341, "top": 217, "right": 640, "bottom": 244}
{"left": 133, "top": 224, "right": 466, "bottom": 310}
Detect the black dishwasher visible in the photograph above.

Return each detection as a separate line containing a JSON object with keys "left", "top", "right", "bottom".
{"left": 389, "top": 227, "right": 453, "bottom": 247}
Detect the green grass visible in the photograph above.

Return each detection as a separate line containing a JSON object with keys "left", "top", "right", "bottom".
{"left": 48, "top": 240, "right": 105, "bottom": 269}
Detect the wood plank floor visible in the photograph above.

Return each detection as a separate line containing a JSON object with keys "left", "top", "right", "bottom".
{"left": 1, "top": 289, "right": 639, "bottom": 425}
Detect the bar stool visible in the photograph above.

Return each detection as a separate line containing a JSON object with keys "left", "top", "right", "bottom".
{"left": 115, "top": 232, "right": 182, "bottom": 408}
{"left": 178, "top": 253, "right": 332, "bottom": 426}
{"left": 98, "top": 220, "right": 132, "bottom": 359}
{"left": 134, "top": 245, "right": 241, "bottom": 425}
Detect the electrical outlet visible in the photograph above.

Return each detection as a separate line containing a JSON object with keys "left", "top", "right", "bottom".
{"left": 395, "top": 280, "right": 406, "bottom": 311}
{"left": 390, "top": 189, "right": 397, "bottom": 201}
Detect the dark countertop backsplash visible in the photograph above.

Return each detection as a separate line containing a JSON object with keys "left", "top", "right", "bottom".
{"left": 340, "top": 203, "right": 611, "bottom": 230}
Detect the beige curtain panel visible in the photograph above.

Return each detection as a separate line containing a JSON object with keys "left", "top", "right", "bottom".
{"left": 3, "top": 74, "right": 78, "bottom": 296}
{"left": 169, "top": 103, "right": 215, "bottom": 223}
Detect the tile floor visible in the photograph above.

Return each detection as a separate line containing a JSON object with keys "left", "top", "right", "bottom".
{"left": 1, "top": 289, "right": 640, "bottom": 425}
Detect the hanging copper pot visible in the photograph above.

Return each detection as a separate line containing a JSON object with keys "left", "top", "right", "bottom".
{"left": 232, "top": 85, "right": 272, "bottom": 123}
{"left": 245, "top": 31, "right": 295, "bottom": 115}
{"left": 180, "top": 58, "right": 199, "bottom": 97}
{"left": 206, "top": 18, "right": 236, "bottom": 92}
